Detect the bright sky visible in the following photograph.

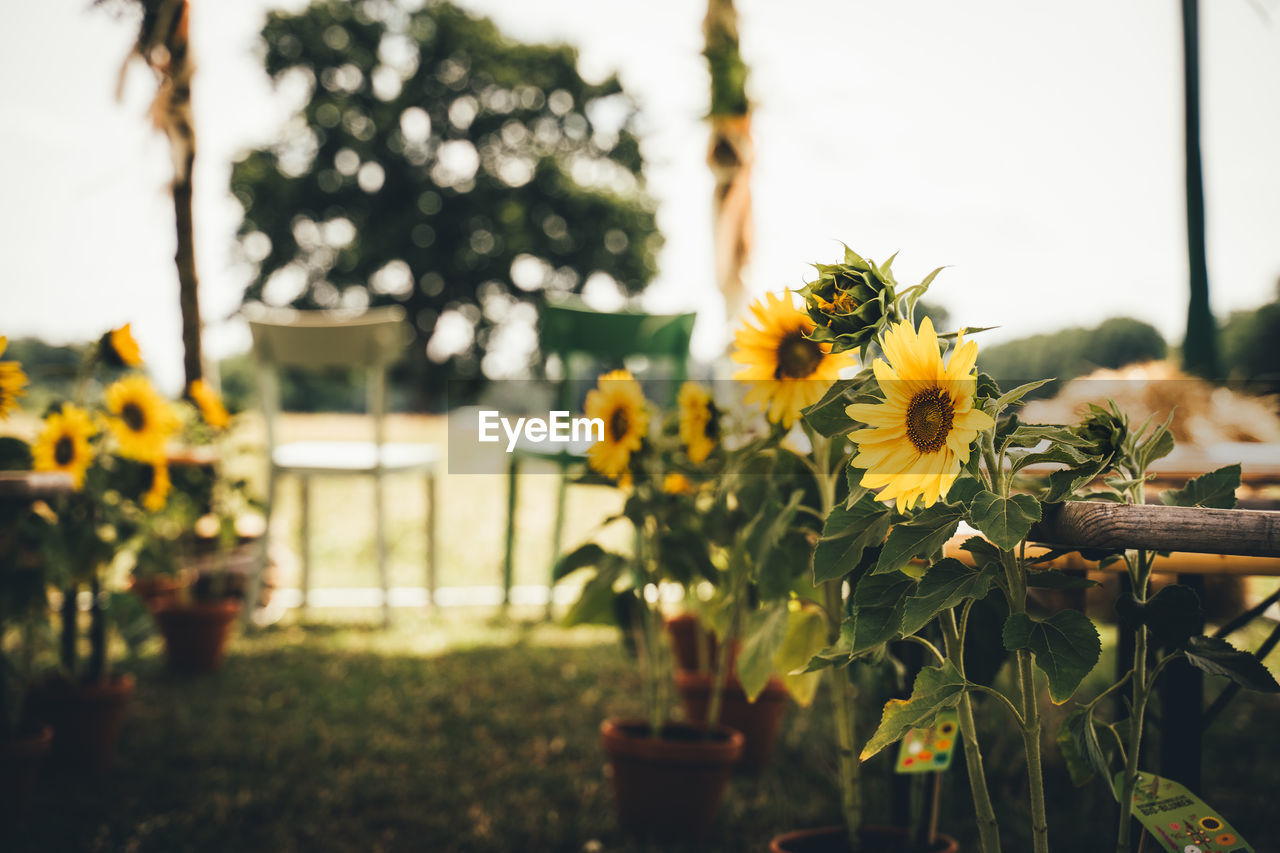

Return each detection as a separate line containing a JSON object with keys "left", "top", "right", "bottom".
{"left": 3, "top": 0, "right": 1280, "bottom": 393}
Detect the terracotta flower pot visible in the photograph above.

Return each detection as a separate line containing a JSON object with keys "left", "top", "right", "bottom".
{"left": 153, "top": 599, "right": 242, "bottom": 671}
{"left": 769, "top": 825, "right": 959, "bottom": 853}
{"left": 601, "top": 718, "right": 743, "bottom": 840}
{"left": 675, "top": 669, "right": 789, "bottom": 772}
{"left": 28, "top": 674, "right": 134, "bottom": 771}
{"left": 130, "top": 575, "right": 186, "bottom": 612}
{"left": 0, "top": 725, "right": 52, "bottom": 820}
{"left": 664, "top": 613, "right": 739, "bottom": 673}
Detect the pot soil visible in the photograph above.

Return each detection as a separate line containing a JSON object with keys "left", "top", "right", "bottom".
{"left": 601, "top": 718, "right": 743, "bottom": 840}
{"left": 153, "top": 599, "right": 242, "bottom": 671}
{"left": 769, "top": 825, "right": 959, "bottom": 853}
{"left": 27, "top": 673, "right": 134, "bottom": 771}
{"left": 0, "top": 725, "right": 52, "bottom": 820}
{"left": 675, "top": 669, "right": 788, "bottom": 772}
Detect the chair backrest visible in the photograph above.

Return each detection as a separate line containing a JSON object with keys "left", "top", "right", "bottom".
{"left": 538, "top": 297, "right": 696, "bottom": 407}
{"left": 247, "top": 306, "right": 410, "bottom": 454}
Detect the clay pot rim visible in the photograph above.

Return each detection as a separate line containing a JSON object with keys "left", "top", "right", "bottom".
{"left": 674, "top": 668, "right": 790, "bottom": 699}
{"left": 601, "top": 717, "right": 744, "bottom": 763}
{"left": 153, "top": 598, "right": 243, "bottom": 617}
{"left": 769, "top": 824, "right": 959, "bottom": 853}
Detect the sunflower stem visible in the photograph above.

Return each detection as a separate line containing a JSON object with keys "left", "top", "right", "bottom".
{"left": 942, "top": 608, "right": 1002, "bottom": 853}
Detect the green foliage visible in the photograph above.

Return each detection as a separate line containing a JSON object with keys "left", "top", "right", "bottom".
{"left": 1057, "top": 707, "right": 1111, "bottom": 788}
{"left": 1221, "top": 296, "right": 1280, "bottom": 388}
{"left": 900, "top": 558, "right": 998, "bottom": 637}
{"left": 1001, "top": 610, "right": 1101, "bottom": 703}
{"left": 812, "top": 491, "right": 892, "bottom": 584}
{"left": 861, "top": 661, "right": 966, "bottom": 760}
{"left": 1114, "top": 584, "right": 1203, "bottom": 649}
{"left": 1160, "top": 463, "right": 1241, "bottom": 509}
{"left": 1184, "top": 636, "right": 1280, "bottom": 693}
{"left": 231, "top": 0, "right": 661, "bottom": 402}
{"left": 977, "top": 317, "right": 1167, "bottom": 396}
{"left": 873, "top": 501, "right": 963, "bottom": 575}
{"left": 968, "top": 491, "right": 1041, "bottom": 551}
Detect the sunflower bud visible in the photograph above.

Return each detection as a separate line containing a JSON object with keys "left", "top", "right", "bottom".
{"left": 798, "top": 246, "right": 897, "bottom": 354}
{"left": 100, "top": 324, "right": 144, "bottom": 368}
{"left": 1072, "top": 402, "right": 1128, "bottom": 468}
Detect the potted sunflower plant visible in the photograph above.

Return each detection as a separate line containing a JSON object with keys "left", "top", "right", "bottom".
{"left": 713, "top": 265, "right": 956, "bottom": 853}
{"left": 800, "top": 252, "right": 1275, "bottom": 852}
{"left": 555, "top": 370, "right": 753, "bottom": 841}
{"left": 135, "top": 380, "right": 254, "bottom": 671}
{"left": 0, "top": 339, "right": 59, "bottom": 817}
{"left": 666, "top": 377, "right": 829, "bottom": 774}
{"left": 26, "top": 325, "right": 180, "bottom": 770}
{"left": 1044, "top": 404, "right": 1279, "bottom": 853}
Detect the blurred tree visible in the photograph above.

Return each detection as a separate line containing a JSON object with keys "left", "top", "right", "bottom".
{"left": 978, "top": 317, "right": 1167, "bottom": 398}
{"left": 1220, "top": 285, "right": 1280, "bottom": 393}
{"left": 230, "top": 1, "right": 661, "bottom": 407}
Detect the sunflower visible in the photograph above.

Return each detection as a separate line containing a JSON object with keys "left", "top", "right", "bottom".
{"left": 186, "top": 379, "right": 230, "bottom": 429}
{"left": 662, "top": 472, "right": 694, "bottom": 495}
{"left": 141, "top": 460, "right": 171, "bottom": 512}
{"left": 100, "top": 324, "right": 144, "bottom": 368}
{"left": 0, "top": 337, "right": 29, "bottom": 420}
{"left": 105, "top": 375, "right": 179, "bottom": 461}
{"left": 846, "top": 317, "right": 994, "bottom": 509}
{"left": 584, "top": 370, "right": 649, "bottom": 483}
{"left": 677, "top": 382, "right": 718, "bottom": 464}
{"left": 732, "top": 292, "right": 854, "bottom": 427}
{"left": 32, "top": 404, "right": 96, "bottom": 490}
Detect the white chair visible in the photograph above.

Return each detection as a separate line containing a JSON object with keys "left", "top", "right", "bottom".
{"left": 247, "top": 306, "right": 439, "bottom": 627}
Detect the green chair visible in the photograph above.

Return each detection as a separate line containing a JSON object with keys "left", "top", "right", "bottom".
{"left": 502, "top": 297, "right": 696, "bottom": 615}
{"left": 247, "top": 306, "right": 440, "bottom": 628}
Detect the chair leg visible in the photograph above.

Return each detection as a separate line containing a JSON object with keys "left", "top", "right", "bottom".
{"left": 246, "top": 466, "right": 279, "bottom": 630}
{"left": 426, "top": 471, "right": 439, "bottom": 613}
{"left": 547, "top": 469, "right": 568, "bottom": 621}
{"left": 502, "top": 456, "right": 520, "bottom": 611}
{"left": 299, "top": 474, "right": 312, "bottom": 613}
{"left": 375, "top": 472, "right": 390, "bottom": 628}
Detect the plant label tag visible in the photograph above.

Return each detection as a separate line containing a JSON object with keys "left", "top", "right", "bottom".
{"left": 894, "top": 709, "right": 958, "bottom": 774}
{"left": 1114, "top": 771, "right": 1254, "bottom": 853}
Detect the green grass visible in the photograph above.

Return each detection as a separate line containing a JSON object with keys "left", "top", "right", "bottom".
{"left": 8, "top": 615, "right": 1280, "bottom": 852}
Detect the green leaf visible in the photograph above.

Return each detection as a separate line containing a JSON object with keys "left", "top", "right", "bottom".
{"left": 553, "top": 543, "right": 610, "bottom": 581}
{"left": 1044, "top": 458, "right": 1108, "bottom": 503}
{"left": 1115, "top": 584, "right": 1203, "bottom": 648}
{"left": 901, "top": 558, "right": 997, "bottom": 637}
{"left": 861, "top": 661, "right": 967, "bottom": 760}
{"left": 1184, "top": 636, "right": 1280, "bottom": 692}
{"left": 561, "top": 563, "right": 628, "bottom": 627}
{"left": 1135, "top": 412, "right": 1175, "bottom": 470}
{"left": 738, "top": 602, "right": 791, "bottom": 702}
{"left": 1002, "top": 610, "right": 1101, "bottom": 703}
{"left": 993, "top": 379, "right": 1054, "bottom": 415}
{"left": 1026, "top": 569, "right": 1099, "bottom": 590}
{"left": 775, "top": 606, "right": 829, "bottom": 706}
{"left": 1058, "top": 707, "right": 1110, "bottom": 787}
{"left": 813, "top": 494, "right": 893, "bottom": 584}
{"left": 1160, "top": 464, "right": 1241, "bottom": 510}
{"left": 801, "top": 374, "right": 873, "bottom": 438}
{"left": 959, "top": 536, "right": 1001, "bottom": 567}
{"left": 874, "top": 504, "right": 962, "bottom": 575}
{"left": 968, "top": 491, "right": 1042, "bottom": 551}
{"left": 802, "top": 620, "right": 857, "bottom": 672}
{"left": 848, "top": 572, "right": 915, "bottom": 653}
{"left": 1003, "top": 423, "right": 1091, "bottom": 450}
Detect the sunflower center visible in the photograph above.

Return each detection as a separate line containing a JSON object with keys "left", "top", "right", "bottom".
{"left": 774, "top": 332, "right": 823, "bottom": 379}
{"left": 122, "top": 402, "right": 146, "bottom": 432}
{"left": 609, "top": 407, "right": 630, "bottom": 442}
{"left": 54, "top": 436, "right": 74, "bottom": 466}
{"left": 905, "top": 388, "right": 955, "bottom": 454}
{"left": 831, "top": 291, "right": 859, "bottom": 313}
